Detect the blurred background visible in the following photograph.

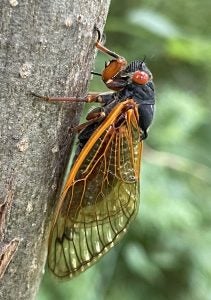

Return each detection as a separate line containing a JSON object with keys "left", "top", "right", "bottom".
{"left": 37, "top": 1, "right": 211, "bottom": 299}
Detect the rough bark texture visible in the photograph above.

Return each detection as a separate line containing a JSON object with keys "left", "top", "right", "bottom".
{"left": 0, "top": 0, "right": 110, "bottom": 299}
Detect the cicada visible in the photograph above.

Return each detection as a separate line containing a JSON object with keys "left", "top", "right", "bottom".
{"left": 34, "top": 28, "right": 155, "bottom": 279}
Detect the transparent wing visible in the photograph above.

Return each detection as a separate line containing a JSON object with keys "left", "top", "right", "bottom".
{"left": 48, "top": 100, "right": 143, "bottom": 278}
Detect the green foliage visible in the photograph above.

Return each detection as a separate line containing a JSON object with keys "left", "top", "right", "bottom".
{"left": 37, "top": 1, "right": 211, "bottom": 299}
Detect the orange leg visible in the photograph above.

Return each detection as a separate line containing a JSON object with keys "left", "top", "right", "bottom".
{"left": 73, "top": 111, "right": 106, "bottom": 133}
{"left": 31, "top": 91, "right": 114, "bottom": 104}
{"left": 95, "top": 27, "right": 124, "bottom": 61}
{"left": 94, "top": 28, "right": 127, "bottom": 82}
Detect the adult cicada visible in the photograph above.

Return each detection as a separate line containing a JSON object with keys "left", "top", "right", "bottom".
{"left": 33, "top": 28, "right": 155, "bottom": 279}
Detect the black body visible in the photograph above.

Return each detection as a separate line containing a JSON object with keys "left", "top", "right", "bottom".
{"left": 78, "top": 60, "right": 155, "bottom": 151}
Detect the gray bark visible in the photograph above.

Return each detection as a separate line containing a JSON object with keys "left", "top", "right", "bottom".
{"left": 0, "top": 0, "right": 110, "bottom": 299}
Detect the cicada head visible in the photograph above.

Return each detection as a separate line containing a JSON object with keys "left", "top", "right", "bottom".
{"left": 125, "top": 60, "right": 153, "bottom": 85}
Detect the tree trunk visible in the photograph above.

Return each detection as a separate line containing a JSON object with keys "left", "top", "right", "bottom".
{"left": 0, "top": 0, "right": 110, "bottom": 299}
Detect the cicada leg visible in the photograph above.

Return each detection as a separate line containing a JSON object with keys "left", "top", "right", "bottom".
{"left": 31, "top": 91, "right": 114, "bottom": 104}
{"left": 73, "top": 110, "right": 106, "bottom": 133}
{"left": 94, "top": 28, "right": 127, "bottom": 85}
{"left": 95, "top": 27, "right": 124, "bottom": 61}
{"left": 31, "top": 91, "right": 117, "bottom": 133}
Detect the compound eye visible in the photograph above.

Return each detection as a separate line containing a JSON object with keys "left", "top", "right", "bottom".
{"left": 132, "top": 70, "right": 150, "bottom": 85}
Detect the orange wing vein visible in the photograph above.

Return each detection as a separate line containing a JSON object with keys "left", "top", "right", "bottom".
{"left": 48, "top": 99, "right": 143, "bottom": 278}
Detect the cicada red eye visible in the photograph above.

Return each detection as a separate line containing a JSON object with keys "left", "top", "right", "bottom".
{"left": 132, "top": 70, "right": 150, "bottom": 85}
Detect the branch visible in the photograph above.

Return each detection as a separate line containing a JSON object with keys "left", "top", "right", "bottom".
{"left": 0, "top": 0, "right": 111, "bottom": 299}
